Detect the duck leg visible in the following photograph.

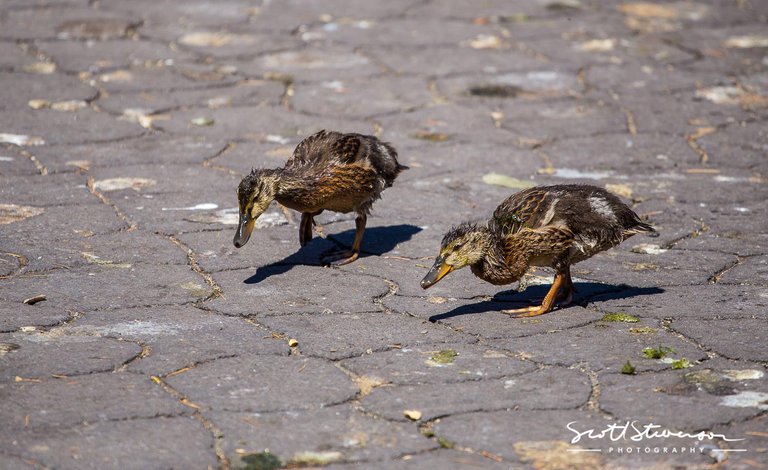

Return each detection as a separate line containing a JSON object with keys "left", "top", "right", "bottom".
{"left": 322, "top": 214, "right": 366, "bottom": 266}
{"left": 299, "top": 212, "right": 312, "bottom": 247}
{"left": 555, "top": 268, "right": 574, "bottom": 306}
{"left": 502, "top": 270, "right": 567, "bottom": 317}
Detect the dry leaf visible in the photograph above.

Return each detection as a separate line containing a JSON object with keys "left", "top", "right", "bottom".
{"left": 618, "top": 2, "right": 678, "bottom": 19}
{"left": 51, "top": 100, "right": 88, "bottom": 112}
{"left": 724, "top": 35, "right": 768, "bottom": 49}
{"left": 99, "top": 70, "right": 133, "bottom": 83}
{"left": 514, "top": 441, "right": 602, "bottom": 469}
{"left": 179, "top": 32, "right": 256, "bottom": 47}
{"left": 92, "top": 177, "right": 156, "bottom": 191}
{"left": 426, "top": 296, "right": 447, "bottom": 304}
{"left": 66, "top": 160, "right": 91, "bottom": 171}
{"left": 0, "top": 133, "right": 46, "bottom": 146}
{"left": 0, "top": 204, "right": 44, "bottom": 225}
{"left": 23, "top": 295, "right": 47, "bottom": 305}
{"left": 23, "top": 62, "right": 56, "bottom": 74}
{"left": 482, "top": 173, "right": 536, "bottom": 189}
{"left": 354, "top": 376, "right": 385, "bottom": 396}
{"left": 468, "top": 34, "right": 502, "bottom": 49}
{"left": 28, "top": 99, "right": 51, "bottom": 109}
{"left": 579, "top": 38, "right": 616, "bottom": 51}
{"left": 404, "top": 410, "right": 422, "bottom": 421}
{"left": 605, "top": 183, "right": 632, "bottom": 198}
{"left": 288, "top": 338, "right": 298, "bottom": 347}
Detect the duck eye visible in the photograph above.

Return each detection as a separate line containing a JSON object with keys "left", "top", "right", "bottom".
{"left": 453, "top": 243, "right": 464, "bottom": 251}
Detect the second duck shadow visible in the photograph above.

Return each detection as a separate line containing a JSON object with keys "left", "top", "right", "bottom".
{"left": 244, "top": 223, "right": 422, "bottom": 284}
{"left": 428, "top": 282, "right": 665, "bottom": 322}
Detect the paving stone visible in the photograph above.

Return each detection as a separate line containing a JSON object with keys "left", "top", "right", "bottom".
{"left": 68, "top": 305, "right": 288, "bottom": 375}
{"left": 0, "top": 108, "right": 143, "bottom": 146}
{"left": 339, "top": 342, "right": 537, "bottom": 385}
{"left": 30, "top": 135, "right": 226, "bottom": 172}
{"left": 502, "top": 321, "right": 709, "bottom": 373}
{"left": 208, "top": 266, "right": 390, "bottom": 316}
{"left": 0, "top": 331, "right": 141, "bottom": 381}
{"left": 0, "top": 416, "right": 217, "bottom": 470}
{"left": 0, "top": 303, "right": 70, "bottom": 333}
{"left": 0, "top": 7, "right": 140, "bottom": 40}
{"left": 671, "top": 317, "right": 768, "bottom": 362}
{"left": 591, "top": 284, "right": 768, "bottom": 320}
{"left": 214, "top": 406, "right": 435, "bottom": 465}
{"left": 96, "top": 80, "right": 284, "bottom": 116}
{"left": 166, "top": 355, "right": 358, "bottom": 412}
{"left": 361, "top": 367, "right": 591, "bottom": 422}
{"left": 327, "top": 449, "right": 510, "bottom": 470}
{"left": 0, "top": 264, "right": 208, "bottom": 312}
{"left": 599, "top": 369, "right": 768, "bottom": 431}
{"left": 259, "top": 312, "right": 465, "bottom": 361}
{"left": 0, "top": 372, "right": 189, "bottom": 432}
{"left": 38, "top": 39, "right": 194, "bottom": 75}
{"left": 712, "top": 413, "right": 768, "bottom": 468}
{"left": 239, "top": 45, "right": 384, "bottom": 82}
{"left": 0, "top": 72, "right": 97, "bottom": 112}
{"left": 0, "top": 42, "right": 31, "bottom": 69}
{"left": 291, "top": 76, "right": 434, "bottom": 119}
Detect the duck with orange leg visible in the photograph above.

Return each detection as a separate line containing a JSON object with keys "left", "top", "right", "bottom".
{"left": 421, "top": 184, "right": 655, "bottom": 317}
{"left": 234, "top": 130, "right": 407, "bottom": 266}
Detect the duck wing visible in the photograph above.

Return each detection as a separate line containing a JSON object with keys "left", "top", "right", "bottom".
{"left": 287, "top": 130, "right": 363, "bottom": 168}
{"left": 490, "top": 186, "right": 561, "bottom": 237}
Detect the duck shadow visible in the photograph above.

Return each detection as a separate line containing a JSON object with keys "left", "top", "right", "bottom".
{"left": 428, "top": 282, "right": 664, "bottom": 322}
{"left": 244, "top": 224, "right": 422, "bottom": 284}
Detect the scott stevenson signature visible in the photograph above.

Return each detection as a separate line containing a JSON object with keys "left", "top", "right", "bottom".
{"left": 567, "top": 421, "right": 745, "bottom": 444}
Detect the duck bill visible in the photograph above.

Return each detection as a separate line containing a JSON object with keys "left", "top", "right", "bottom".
{"left": 420, "top": 257, "right": 453, "bottom": 289}
{"left": 233, "top": 213, "right": 255, "bottom": 248}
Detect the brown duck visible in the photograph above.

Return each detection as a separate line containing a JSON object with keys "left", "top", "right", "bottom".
{"left": 421, "top": 184, "right": 655, "bottom": 316}
{"left": 233, "top": 130, "right": 407, "bottom": 265}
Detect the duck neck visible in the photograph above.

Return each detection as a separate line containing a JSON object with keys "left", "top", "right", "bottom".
{"left": 469, "top": 227, "right": 529, "bottom": 285}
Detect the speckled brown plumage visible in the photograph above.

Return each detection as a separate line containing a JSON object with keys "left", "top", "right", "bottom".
{"left": 421, "top": 184, "right": 655, "bottom": 317}
{"left": 233, "top": 130, "right": 407, "bottom": 265}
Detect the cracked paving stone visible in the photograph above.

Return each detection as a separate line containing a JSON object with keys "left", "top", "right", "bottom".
{"left": 590, "top": 284, "right": 768, "bottom": 320}
{"left": 0, "top": 7, "right": 140, "bottom": 40}
{"left": 300, "top": 18, "right": 490, "bottom": 48}
{"left": 339, "top": 342, "right": 538, "bottom": 385}
{"left": 1, "top": 222, "right": 183, "bottom": 273}
{"left": 375, "top": 105, "right": 519, "bottom": 146}
{"left": 69, "top": 305, "right": 288, "bottom": 375}
{"left": 368, "top": 44, "right": 545, "bottom": 77}
{"left": 155, "top": 104, "right": 364, "bottom": 140}
{"left": 208, "top": 266, "right": 390, "bottom": 316}
{"left": 0, "top": 72, "right": 97, "bottom": 112}
{"left": 1, "top": 416, "right": 217, "bottom": 470}
{"left": 0, "top": 372, "right": 189, "bottom": 432}
{"left": 717, "top": 255, "right": 768, "bottom": 286}
{"left": 260, "top": 312, "right": 466, "bottom": 361}
{"left": 97, "top": 80, "right": 284, "bottom": 117}
{"left": 671, "top": 317, "right": 768, "bottom": 362}
{"left": 574, "top": 249, "right": 739, "bottom": 288}
{"left": 213, "top": 405, "right": 436, "bottom": 464}
{"left": 37, "top": 39, "right": 195, "bottom": 75}
{"left": 327, "top": 448, "right": 510, "bottom": 469}
{"left": 712, "top": 413, "right": 768, "bottom": 467}
{"left": 290, "top": 76, "right": 434, "bottom": 119}
{"left": 238, "top": 45, "right": 383, "bottom": 82}
{"left": 31, "top": 135, "right": 226, "bottom": 173}
{"left": 0, "top": 332, "right": 141, "bottom": 381}
{"left": 360, "top": 368, "right": 590, "bottom": 422}
{"left": 0, "top": 108, "right": 144, "bottom": 146}
{"left": 1, "top": 173, "right": 96, "bottom": 206}
{"left": 0, "top": 264, "right": 210, "bottom": 312}
{"left": 434, "top": 410, "right": 609, "bottom": 463}
{"left": 165, "top": 355, "right": 358, "bottom": 412}
{"left": 599, "top": 369, "right": 768, "bottom": 431}
{"left": 0, "top": 303, "right": 70, "bottom": 333}
{"left": 502, "top": 322, "right": 708, "bottom": 373}
{"left": 94, "top": 63, "right": 240, "bottom": 94}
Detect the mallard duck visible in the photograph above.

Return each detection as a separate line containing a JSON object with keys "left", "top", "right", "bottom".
{"left": 421, "top": 184, "right": 655, "bottom": 316}
{"left": 233, "top": 130, "right": 407, "bottom": 265}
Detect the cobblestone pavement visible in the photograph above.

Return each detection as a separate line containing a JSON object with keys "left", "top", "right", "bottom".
{"left": 1, "top": 0, "right": 767, "bottom": 469}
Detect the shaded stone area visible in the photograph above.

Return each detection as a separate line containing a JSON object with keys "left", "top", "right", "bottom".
{"left": 1, "top": 0, "right": 767, "bottom": 468}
